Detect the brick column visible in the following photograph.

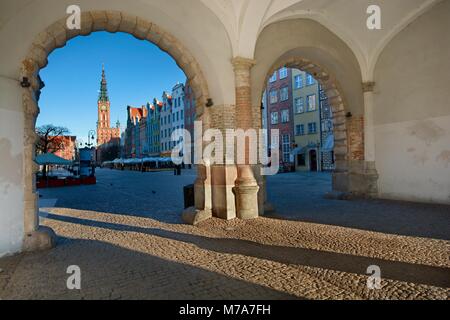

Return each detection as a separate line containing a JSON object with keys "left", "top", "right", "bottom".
{"left": 231, "top": 57, "right": 259, "bottom": 219}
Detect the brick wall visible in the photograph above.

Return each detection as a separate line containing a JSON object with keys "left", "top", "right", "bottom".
{"left": 346, "top": 115, "right": 364, "bottom": 161}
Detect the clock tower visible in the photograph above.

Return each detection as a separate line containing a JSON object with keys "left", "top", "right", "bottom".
{"left": 96, "top": 65, "right": 120, "bottom": 147}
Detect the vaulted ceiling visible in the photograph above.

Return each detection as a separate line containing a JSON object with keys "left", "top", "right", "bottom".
{"left": 200, "top": 0, "right": 441, "bottom": 78}
{"left": 0, "top": 0, "right": 443, "bottom": 83}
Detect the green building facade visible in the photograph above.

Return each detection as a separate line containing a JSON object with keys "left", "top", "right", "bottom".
{"left": 291, "top": 69, "right": 321, "bottom": 171}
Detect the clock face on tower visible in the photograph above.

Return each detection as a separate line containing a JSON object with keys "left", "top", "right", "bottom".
{"left": 101, "top": 105, "right": 107, "bottom": 111}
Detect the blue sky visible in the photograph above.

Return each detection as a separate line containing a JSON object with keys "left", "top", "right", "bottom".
{"left": 37, "top": 31, "right": 186, "bottom": 146}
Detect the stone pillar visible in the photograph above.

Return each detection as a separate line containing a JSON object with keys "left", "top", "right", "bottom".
{"left": 337, "top": 83, "right": 379, "bottom": 198}
{"left": 182, "top": 112, "right": 213, "bottom": 225}
{"left": 363, "top": 82, "right": 376, "bottom": 162}
{"left": 360, "top": 81, "right": 379, "bottom": 197}
{"left": 21, "top": 70, "right": 56, "bottom": 252}
{"left": 231, "top": 57, "right": 259, "bottom": 219}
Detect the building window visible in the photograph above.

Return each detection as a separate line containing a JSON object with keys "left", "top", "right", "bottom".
{"left": 279, "top": 67, "right": 288, "bottom": 79}
{"left": 269, "top": 71, "right": 277, "bottom": 83}
{"left": 307, "top": 94, "right": 316, "bottom": 111}
{"left": 308, "top": 122, "right": 317, "bottom": 134}
{"left": 306, "top": 73, "right": 315, "bottom": 85}
{"left": 282, "top": 134, "right": 290, "bottom": 163}
{"left": 269, "top": 90, "right": 278, "bottom": 104}
{"left": 297, "top": 154, "right": 306, "bottom": 166}
{"left": 294, "top": 97, "right": 304, "bottom": 114}
{"left": 296, "top": 124, "right": 305, "bottom": 136}
{"left": 280, "top": 87, "right": 289, "bottom": 101}
{"left": 270, "top": 112, "right": 279, "bottom": 125}
{"left": 294, "top": 74, "right": 303, "bottom": 89}
{"left": 281, "top": 109, "right": 289, "bottom": 123}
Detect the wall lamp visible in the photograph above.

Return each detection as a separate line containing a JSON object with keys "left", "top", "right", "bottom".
{"left": 205, "top": 98, "right": 214, "bottom": 107}
{"left": 20, "top": 77, "right": 31, "bottom": 88}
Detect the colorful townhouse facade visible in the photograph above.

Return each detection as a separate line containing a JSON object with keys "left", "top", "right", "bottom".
{"left": 263, "top": 67, "right": 335, "bottom": 172}
{"left": 184, "top": 81, "right": 196, "bottom": 164}
{"left": 291, "top": 69, "right": 321, "bottom": 171}
{"left": 147, "top": 101, "right": 161, "bottom": 156}
{"left": 265, "top": 67, "right": 295, "bottom": 172}
{"left": 122, "top": 82, "right": 188, "bottom": 160}
{"left": 52, "top": 135, "right": 77, "bottom": 161}
{"left": 159, "top": 92, "right": 173, "bottom": 156}
{"left": 171, "top": 82, "right": 185, "bottom": 157}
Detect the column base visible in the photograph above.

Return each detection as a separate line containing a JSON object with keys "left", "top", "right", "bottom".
{"left": 22, "top": 226, "right": 57, "bottom": 252}
{"left": 182, "top": 207, "right": 212, "bottom": 225}
{"left": 332, "top": 160, "right": 379, "bottom": 198}
{"left": 233, "top": 185, "right": 260, "bottom": 219}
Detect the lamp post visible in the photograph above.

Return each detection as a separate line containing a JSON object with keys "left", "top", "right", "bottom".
{"left": 85, "top": 130, "right": 96, "bottom": 148}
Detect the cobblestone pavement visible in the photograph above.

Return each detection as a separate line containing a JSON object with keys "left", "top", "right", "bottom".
{"left": 0, "top": 169, "right": 449, "bottom": 300}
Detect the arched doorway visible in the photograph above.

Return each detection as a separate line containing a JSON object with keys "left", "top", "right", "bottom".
{"left": 20, "top": 11, "right": 212, "bottom": 250}
{"left": 257, "top": 61, "right": 350, "bottom": 216}
{"left": 309, "top": 150, "right": 318, "bottom": 172}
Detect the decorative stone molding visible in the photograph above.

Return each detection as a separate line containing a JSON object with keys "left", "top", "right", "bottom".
{"left": 362, "top": 81, "right": 376, "bottom": 93}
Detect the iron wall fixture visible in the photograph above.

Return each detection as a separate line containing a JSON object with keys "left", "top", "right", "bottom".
{"left": 205, "top": 98, "right": 214, "bottom": 107}
{"left": 20, "top": 77, "right": 31, "bottom": 88}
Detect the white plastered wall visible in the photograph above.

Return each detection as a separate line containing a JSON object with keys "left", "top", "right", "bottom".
{"left": 0, "top": 78, "right": 25, "bottom": 256}
{"left": 373, "top": 0, "right": 450, "bottom": 204}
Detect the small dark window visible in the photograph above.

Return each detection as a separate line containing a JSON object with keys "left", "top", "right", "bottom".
{"left": 297, "top": 154, "right": 306, "bottom": 166}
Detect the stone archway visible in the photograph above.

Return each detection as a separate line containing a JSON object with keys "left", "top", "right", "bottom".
{"left": 257, "top": 56, "right": 370, "bottom": 209}
{"left": 19, "top": 11, "right": 212, "bottom": 251}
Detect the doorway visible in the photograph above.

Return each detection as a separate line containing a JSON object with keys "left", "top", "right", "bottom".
{"left": 309, "top": 149, "right": 317, "bottom": 172}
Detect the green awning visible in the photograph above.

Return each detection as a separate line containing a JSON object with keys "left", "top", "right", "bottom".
{"left": 35, "top": 153, "right": 72, "bottom": 166}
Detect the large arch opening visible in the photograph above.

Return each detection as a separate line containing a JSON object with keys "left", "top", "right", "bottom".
{"left": 251, "top": 18, "right": 373, "bottom": 222}
{"left": 20, "top": 11, "right": 212, "bottom": 250}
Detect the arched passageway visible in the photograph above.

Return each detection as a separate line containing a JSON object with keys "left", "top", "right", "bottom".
{"left": 250, "top": 19, "right": 380, "bottom": 215}
{"left": 20, "top": 11, "right": 214, "bottom": 251}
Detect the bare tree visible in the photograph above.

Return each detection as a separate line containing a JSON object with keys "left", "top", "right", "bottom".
{"left": 36, "top": 124, "right": 70, "bottom": 177}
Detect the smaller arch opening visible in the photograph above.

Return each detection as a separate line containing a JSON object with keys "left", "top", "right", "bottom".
{"left": 259, "top": 60, "right": 350, "bottom": 220}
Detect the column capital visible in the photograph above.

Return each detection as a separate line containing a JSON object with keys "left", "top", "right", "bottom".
{"left": 231, "top": 57, "right": 256, "bottom": 70}
{"left": 362, "top": 81, "right": 375, "bottom": 93}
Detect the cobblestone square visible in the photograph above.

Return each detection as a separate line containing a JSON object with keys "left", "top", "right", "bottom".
{"left": 0, "top": 169, "right": 449, "bottom": 300}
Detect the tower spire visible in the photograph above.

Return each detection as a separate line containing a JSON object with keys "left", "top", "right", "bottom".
{"left": 99, "top": 64, "right": 109, "bottom": 102}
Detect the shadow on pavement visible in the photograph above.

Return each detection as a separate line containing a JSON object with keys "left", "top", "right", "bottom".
{"left": 45, "top": 213, "right": 450, "bottom": 289}
{"left": 0, "top": 236, "right": 298, "bottom": 300}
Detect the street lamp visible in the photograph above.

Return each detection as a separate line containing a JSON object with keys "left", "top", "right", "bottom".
{"left": 85, "top": 130, "right": 96, "bottom": 148}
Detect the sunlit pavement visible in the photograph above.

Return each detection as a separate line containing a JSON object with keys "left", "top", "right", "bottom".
{"left": 0, "top": 169, "right": 449, "bottom": 299}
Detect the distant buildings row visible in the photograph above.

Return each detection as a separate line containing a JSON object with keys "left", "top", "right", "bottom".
{"left": 94, "top": 65, "right": 334, "bottom": 172}
{"left": 122, "top": 81, "right": 195, "bottom": 160}
{"left": 263, "top": 67, "right": 335, "bottom": 172}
